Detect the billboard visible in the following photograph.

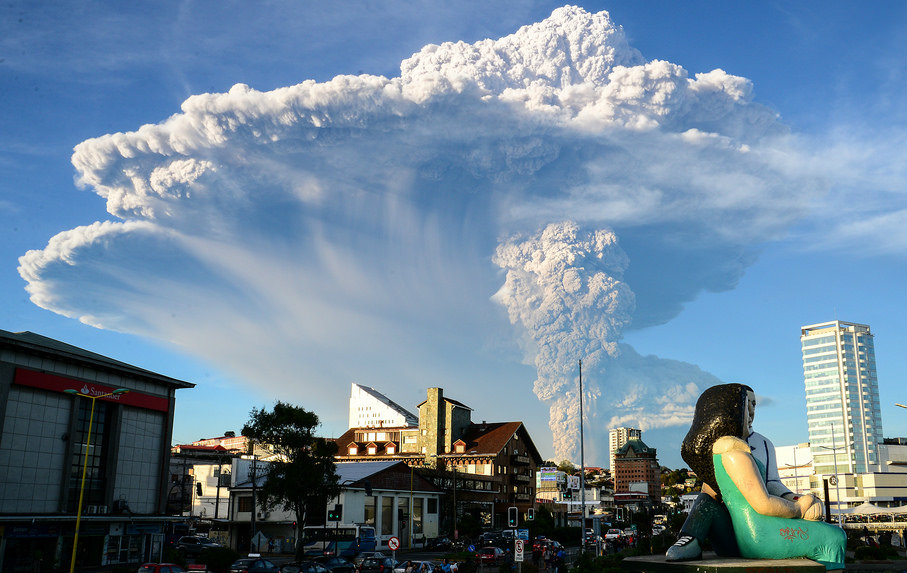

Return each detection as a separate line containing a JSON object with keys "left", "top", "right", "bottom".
{"left": 539, "top": 467, "right": 558, "bottom": 481}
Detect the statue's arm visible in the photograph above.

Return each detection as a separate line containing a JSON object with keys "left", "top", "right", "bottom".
{"left": 714, "top": 436, "right": 802, "bottom": 519}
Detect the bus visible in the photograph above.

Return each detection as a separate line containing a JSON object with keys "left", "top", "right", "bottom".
{"left": 301, "top": 524, "right": 377, "bottom": 557}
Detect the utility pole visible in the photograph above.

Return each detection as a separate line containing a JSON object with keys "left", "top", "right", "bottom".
{"left": 579, "top": 359, "right": 586, "bottom": 551}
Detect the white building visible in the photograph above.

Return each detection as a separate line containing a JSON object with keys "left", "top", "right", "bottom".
{"left": 775, "top": 439, "right": 907, "bottom": 510}
{"left": 349, "top": 383, "right": 418, "bottom": 429}
{"left": 608, "top": 427, "right": 641, "bottom": 471}
{"left": 801, "top": 321, "right": 884, "bottom": 475}
{"left": 775, "top": 443, "right": 814, "bottom": 495}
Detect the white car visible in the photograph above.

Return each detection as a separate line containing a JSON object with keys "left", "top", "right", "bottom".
{"left": 604, "top": 529, "right": 622, "bottom": 540}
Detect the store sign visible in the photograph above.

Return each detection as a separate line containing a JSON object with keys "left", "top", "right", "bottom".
{"left": 15, "top": 368, "right": 170, "bottom": 412}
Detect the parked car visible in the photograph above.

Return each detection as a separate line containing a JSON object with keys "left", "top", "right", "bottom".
{"left": 313, "top": 557, "right": 355, "bottom": 573}
{"left": 478, "top": 532, "right": 502, "bottom": 545}
{"left": 177, "top": 536, "right": 223, "bottom": 556}
{"left": 475, "top": 547, "right": 504, "bottom": 565}
{"left": 352, "top": 552, "right": 386, "bottom": 568}
{"left": 280, "top": 561, "right": 330, "bottom": 573}
{"left": 229, "top": 558, "right": 280, "bottom": 573}
{"left": 392, "top": 561, "right": 439, "bottom": 573}
{"left": 139, "top": 564, "right": 186, "bottom": 573}
{"left": 426, "top": 537, "right": 452, "bottom": 550}
{"left": 358, "top": 556, "right": 396, "bottom": 573}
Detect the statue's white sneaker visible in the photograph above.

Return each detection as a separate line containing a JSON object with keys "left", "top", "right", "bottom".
{"left": 665, "top": 535, "right": 702, "bottom": 561}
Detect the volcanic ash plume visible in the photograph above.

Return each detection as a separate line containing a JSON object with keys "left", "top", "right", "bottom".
{"left": 18, "top": 6, "right": 830, "bottom": 457}
{"left": 493, "top": 222, "right": 635, "bottom": 459}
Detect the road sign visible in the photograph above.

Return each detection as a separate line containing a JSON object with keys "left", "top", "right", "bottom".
{"left": 518, "top": 529, "right": 529, "bottom": 540}
{"left": 514, "top": 539, "right": 524, "bottom": 562}
{"left": 467, "top": 545, "right": 475, "bottom": 552}
{"left": 388, "top": 537, "right": 400, "bottom": 551}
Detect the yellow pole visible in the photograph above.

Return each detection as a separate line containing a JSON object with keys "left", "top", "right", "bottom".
{"left": 70, "top": 395, "right": 97, "bottom": 573}
{"left": 409, "top": 466, "right": 413, "bottom": 548}
{"left": 65, "top": 388, "right": 127, "bottom": 573}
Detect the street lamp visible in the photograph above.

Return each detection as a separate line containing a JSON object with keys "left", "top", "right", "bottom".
{"left": 63, "top": 387, "right": 129, "bottom": 573}
{"left": 818, "top": 423, "right": 844, "bottom": 524}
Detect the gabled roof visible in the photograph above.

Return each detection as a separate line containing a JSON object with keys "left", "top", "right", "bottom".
{"left": 444, "top": 421, "right": 543, "bottom": 462}
{"left": 1, "top": 329, "right": 194, "bottom": 389}
{"left": 335, "top": 461, "right": 402, "bottom": 483}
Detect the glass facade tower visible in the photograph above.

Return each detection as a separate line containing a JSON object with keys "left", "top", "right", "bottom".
{"left": 801, "top": 321, "right": 883, "bottom": 475}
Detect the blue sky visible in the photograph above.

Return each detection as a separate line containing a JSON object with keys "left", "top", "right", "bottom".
{"left": 1, "top": 1, "right": 904, "bottom": 468}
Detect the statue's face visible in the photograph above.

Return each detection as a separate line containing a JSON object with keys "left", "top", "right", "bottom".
{"left": 745, "top": 389, "right": 756, "bottom": 435}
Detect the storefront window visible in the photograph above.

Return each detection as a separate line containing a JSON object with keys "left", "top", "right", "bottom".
{"left": 413, "top": 498, "right": 423, "bottom": 534}
{"left": 364, "top": 496, "right": 376, "bottom": 526}
{"left": 381, "top": 497, "right": 394, "bottom": 535}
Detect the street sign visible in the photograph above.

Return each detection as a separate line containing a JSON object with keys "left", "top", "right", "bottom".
{"left": 517, "top": 529, "right": 529, "bottom": 540}
{"left": 514, "top": 539, "right": 524, "bottom": 562}
{"left": 387, "top": 537, "right": 400, "bottom": 551}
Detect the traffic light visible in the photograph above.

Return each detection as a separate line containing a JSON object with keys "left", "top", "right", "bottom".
{"left": 508, "top": 506, "right": 518, "bottom": 528}
{"left": 527, "top": 507, "right": 535, "bottom": 521}
{"left": 563, "top": 489, "right": 572, "bottom": 499}
{"left": 328, "top": 504, "right": 343, "bottom": 521}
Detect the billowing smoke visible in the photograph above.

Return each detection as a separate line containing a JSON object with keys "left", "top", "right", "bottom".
{"left": 18, "top": 6, "right": 837, "bottom": 461}
{"left": 493, "top": 222, "right": 724, "bottom": 460}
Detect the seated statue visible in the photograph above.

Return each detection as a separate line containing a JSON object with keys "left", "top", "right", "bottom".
{"left": 669, "top": 383, "right": 845, "bottom": 571}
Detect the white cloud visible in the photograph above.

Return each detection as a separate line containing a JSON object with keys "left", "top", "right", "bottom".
{"left": 18, "top": 6, "right": 898, "bottom": 461}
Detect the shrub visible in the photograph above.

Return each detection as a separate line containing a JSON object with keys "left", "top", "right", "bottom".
{"left": 198, "top": 547, "right": 241, "bottom": 573}
{"left": 853, "top": 544, "right": 899, "bottom": 561}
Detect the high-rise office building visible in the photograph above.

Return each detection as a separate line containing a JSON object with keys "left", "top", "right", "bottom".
{"left": 801, "top": 321, "right": 883, "bottom": 475}
{"left": 609, "top": 427, "right": 641, "bottom": 470}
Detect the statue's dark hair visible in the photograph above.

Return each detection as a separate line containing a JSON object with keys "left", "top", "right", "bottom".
{"left": 680, "top": 383, "right": 752, "bottom": 496}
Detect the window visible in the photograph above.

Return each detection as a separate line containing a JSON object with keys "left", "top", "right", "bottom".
{"left": 386, "top": 444, "right": 396, "bottom": 455}
{"left": 348, "top": 445, "right": 358, "bottom": 455}
{"left": 238, "top": 496, "right": 254, "bottom": 512}
{"left": 68, "top": 400, "right": 111, "bottom": 511}
{"left": 413, "top": 498, "right": 423, "bottom": 534}
{"left": 381, "top": 497, "right": 394, "bottom": 535}
{"left": 364, "top": 496, "right": 376, "bottom": 527}
{"left": 427, "top": 498, "right": 438, "bottom": 514}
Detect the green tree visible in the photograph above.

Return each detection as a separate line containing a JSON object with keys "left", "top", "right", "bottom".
{"left": 242, "top": 402, "right": 341, "bottom": 560}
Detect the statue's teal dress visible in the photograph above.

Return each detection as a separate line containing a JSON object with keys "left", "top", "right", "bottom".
{"left": 713, "top": 452, "right": 846, "bottom": 570}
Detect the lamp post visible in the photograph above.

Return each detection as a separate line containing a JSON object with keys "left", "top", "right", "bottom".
{"left": 819, "top": 423, "right": 844, "bottom": 524}
{"left": 63, "top": 387, "right": 129, "bottom": 573}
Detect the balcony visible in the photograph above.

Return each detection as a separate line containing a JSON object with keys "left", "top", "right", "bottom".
{"left": 514, "top": 493, "right": 533, "bottom": 502}
{"left": 513, "top": 474, "right": 531, "bottom": 483}
{"left": 511, "top": 454, "right": 530, "bottom": 465}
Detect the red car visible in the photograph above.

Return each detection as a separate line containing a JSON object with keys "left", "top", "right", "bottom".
{"left": 139, "top": 565, "right": 186, "bottom": 573}
{"left": 475, "top": 547, "right": 504, "bottom": 565}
